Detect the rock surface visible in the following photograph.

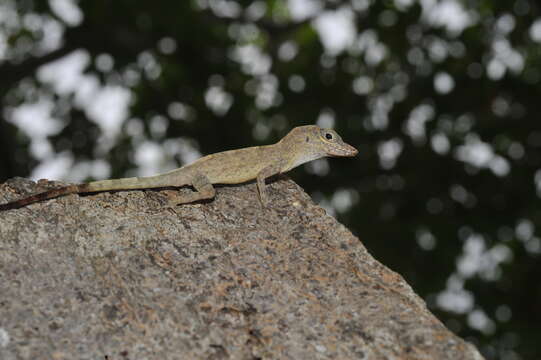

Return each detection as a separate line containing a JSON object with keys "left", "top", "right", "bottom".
{"left": 0, "top": 177, "right": 483, "bottom": 360}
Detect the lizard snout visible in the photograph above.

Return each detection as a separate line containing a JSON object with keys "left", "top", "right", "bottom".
{"left": 328, "top": 142, "right": 358, "bottom": 157}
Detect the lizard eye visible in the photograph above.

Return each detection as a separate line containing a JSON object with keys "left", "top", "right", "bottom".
{"left": 325, "top": 132, "right": 334, "bottom": 140}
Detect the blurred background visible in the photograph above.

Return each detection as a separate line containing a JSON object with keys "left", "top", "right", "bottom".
{"left": 0, "top": 0, "right": 540, "bottom": 358}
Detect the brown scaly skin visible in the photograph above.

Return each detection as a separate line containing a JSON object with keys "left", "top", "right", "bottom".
{"left": 0, "top": 125, "right": 358, "bottom": 211}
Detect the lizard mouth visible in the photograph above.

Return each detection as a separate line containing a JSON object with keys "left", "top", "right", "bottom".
{"left": 328, "top": 142, "right": 358, "bottom": 157}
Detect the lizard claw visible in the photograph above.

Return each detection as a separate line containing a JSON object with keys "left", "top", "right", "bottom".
{"left": 258, "top": 193, "right": 269, "bottom": 207}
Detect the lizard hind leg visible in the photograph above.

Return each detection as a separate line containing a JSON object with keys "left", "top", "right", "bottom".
{"left": 174, "top": 173, "right": 216, "bottom": 205}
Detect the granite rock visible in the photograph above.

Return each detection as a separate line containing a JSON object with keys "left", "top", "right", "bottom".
{"left": 0, "top": 177, "right": 484, "bottom": 360}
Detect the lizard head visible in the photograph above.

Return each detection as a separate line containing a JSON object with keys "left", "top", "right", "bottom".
{"left": 313, "top": 127, "right": 358, "bottom": 157}
{"left": 286, "top": 125, "right": 358, "bottom": 157}
{"left": 280, "top": 125, "right": 358, "bottom": 171}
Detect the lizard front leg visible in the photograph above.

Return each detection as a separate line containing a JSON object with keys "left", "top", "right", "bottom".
{"left": 174, "top": 173, "right": 216, "bottom": 205}
{"left": 256, "top": 162, "right": 284, "bottom": 206}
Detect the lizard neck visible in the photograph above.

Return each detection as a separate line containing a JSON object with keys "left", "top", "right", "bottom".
{"left": 277, "top": 130, "right": 326, "bottom": 172}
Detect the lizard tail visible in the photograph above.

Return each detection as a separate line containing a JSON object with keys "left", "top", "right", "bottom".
{"left": 0, "top": 172, "right": 186, "bottom": 211}
{"left": 85, "top": 174, "right": 179, "bottom": 192}
{"left": 0, "top": 184, "right": 90, "bottom": 211}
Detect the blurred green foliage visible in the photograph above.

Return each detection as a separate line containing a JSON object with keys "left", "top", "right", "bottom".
{"left": 0, "top": 1, "right": 540, "bottom": 358}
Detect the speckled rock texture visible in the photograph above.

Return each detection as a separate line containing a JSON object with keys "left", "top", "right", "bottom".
{"left": 0, "top": 177, "right": 483, "bottom": 360}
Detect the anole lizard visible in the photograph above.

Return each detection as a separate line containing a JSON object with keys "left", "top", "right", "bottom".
{"left": 0, "top": 125, "right": 357, "bottom": 211}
